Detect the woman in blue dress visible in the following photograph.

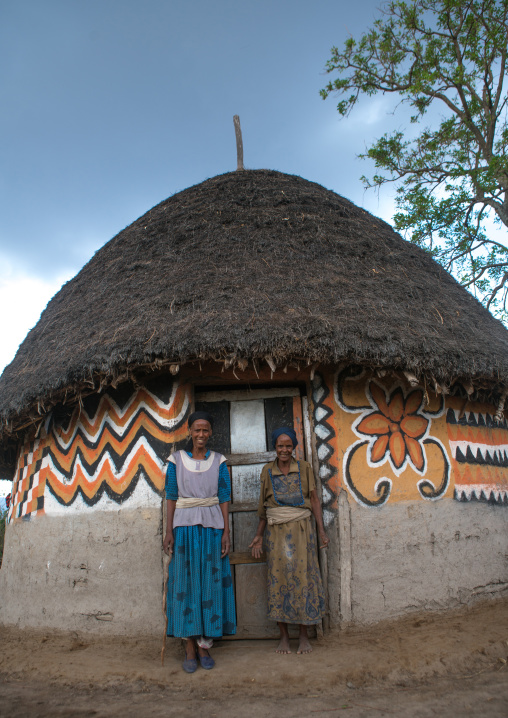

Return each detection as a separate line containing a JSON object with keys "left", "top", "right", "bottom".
{"left": 163, "top": 411, "right": 236, "bottom": 672}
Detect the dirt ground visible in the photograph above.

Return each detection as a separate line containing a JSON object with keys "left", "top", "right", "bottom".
{"left": 1, "top": 598, "right": 507, "bottom": 717}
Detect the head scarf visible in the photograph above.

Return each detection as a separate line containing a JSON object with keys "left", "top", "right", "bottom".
{"left": 188, "top": 411, "right": 214, "bottom": 429}
{"left": 271, "top": 426, "right": 298, "bottom": 449}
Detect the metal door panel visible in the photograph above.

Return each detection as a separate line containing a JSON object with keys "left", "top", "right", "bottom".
{"left": 233, "top": 511, "right": 261, "bottom": 553}
{"left": 234, "top": 563, "right": 275, "bottom": 638}
{"left": 231, "top": 463, "right": 265, "bottom": 505}
{"left": 230, "top": 400, "right": 266, "bottom": 453}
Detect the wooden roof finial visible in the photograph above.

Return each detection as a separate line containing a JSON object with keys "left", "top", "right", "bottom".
{"left": 233, "top": 115, "right": 244, "bottom": 171}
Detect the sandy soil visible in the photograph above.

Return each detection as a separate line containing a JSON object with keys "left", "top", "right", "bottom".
{"left": 1, "top": 598, "right": 507, "bottom": 717}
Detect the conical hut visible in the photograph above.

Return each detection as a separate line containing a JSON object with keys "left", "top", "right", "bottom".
{"left": 1, "top": 169, "right": 507, "bottom": 635}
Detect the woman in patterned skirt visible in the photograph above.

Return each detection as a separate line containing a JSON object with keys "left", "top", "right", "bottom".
{"left": 163, "top": 411, "right": 236, "bottom": 672}
{"left": 249, "top": 427, "right": 329, "bottom": 654}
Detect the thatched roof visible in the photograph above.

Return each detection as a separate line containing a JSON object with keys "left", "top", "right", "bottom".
{"left": 1, "top": 169, "right": 508, "bottom": 438}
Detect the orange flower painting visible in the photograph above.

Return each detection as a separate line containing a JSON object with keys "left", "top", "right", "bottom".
{"left": 355, "top": 383, "right": 430, "bottom": 473}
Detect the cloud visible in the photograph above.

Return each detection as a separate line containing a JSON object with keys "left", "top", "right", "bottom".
{"left": 0, "top": 262, "right": 72, "bottom": 374}
{"left": 0, "top": 479, "right": 11, "bottom": 496}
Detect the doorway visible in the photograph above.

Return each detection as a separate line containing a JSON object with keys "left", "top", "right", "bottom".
{"left": 194, "top": 385, "right": 312, "bottom": 638}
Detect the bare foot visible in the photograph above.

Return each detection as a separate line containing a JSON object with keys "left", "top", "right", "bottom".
{"left": 297, "top": 634, "right": 312, "bottom": 654}
{"left": 276, "top": 634, "right": 292, "bottom": 654}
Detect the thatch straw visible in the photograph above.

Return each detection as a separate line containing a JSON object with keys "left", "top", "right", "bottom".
{"left": 1, "top": 169, "right": 507, "bottom": 443}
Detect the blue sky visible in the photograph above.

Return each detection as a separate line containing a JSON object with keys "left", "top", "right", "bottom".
{"left": 0, "top": 0, "right": 410, "bottom": 499}
{"left": 0, "top": 0, "right": 403, "bottom": 385}
{"left": 2, "top": 1, "right": 507, "bottom": 496}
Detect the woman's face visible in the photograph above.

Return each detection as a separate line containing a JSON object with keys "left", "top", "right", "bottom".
{"left": 189, "top": 419, "right": 212, "bottom": 449}
{"left": 275, "top": 434, "right": 294, "bottom": 462}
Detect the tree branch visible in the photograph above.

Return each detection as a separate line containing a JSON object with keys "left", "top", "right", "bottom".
{"left": 487, "top": 271, "right": 508, "bottom": 309}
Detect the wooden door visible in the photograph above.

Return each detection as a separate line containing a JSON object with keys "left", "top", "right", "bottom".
{"left": 195, "top": 387, "right": 310, "bottom": 638}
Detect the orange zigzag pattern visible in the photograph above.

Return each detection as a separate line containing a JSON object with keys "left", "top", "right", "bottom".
{"left": 447, "top": 422, "right": 508, "bottom": 446}
{"left": 453, "top": 464, "right": 508, "bottom": 488}
{"left": 54, "top": 384, "right": 189, "bottom": 445}
{"left": 44, "top": 441, "right": 166, "bottom": 503}
{"left": 8, "top": 435, "right": 46, "bottom": 522}
{"left": 10, "top": 381, "right": 191, "bottom": 514}
{"left": 50, "top": 411, "right": 183, "bottom": 472}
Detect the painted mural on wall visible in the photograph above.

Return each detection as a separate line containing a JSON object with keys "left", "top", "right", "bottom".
{"left": 7, "top": 376, "right": 190, "bottom": 522}
{"left": 311, "top": 372, "right": 339, "bottom": 526}
{"left": 7, "top": 364, "right": 507, "bottom": 523}
{"left": 334, "top": 366, "right": 451, "bottom": 507}
{"left": 9, "top": 435, "right": 46, "bottom": 521}
{"left": 446, "top": 395, "right": 508, "bottom": 505}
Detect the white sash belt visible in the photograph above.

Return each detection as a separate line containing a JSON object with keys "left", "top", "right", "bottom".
{"left": 266, "top": 507, "right": 311, "bottom": 525}
{"left": 175, "top": 497, "right": 220, "bottom": 508}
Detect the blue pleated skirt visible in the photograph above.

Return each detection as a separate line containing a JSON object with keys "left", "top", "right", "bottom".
{"left": 166, "top": 525, "right": 237, "bottom": 638}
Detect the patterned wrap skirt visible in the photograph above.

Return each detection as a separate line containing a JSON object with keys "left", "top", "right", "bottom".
{"left": 166, "top": 525, "right": 236, "bottom": 638}
{"left": 265, "top": 518, "right": 325, "bottom": 625}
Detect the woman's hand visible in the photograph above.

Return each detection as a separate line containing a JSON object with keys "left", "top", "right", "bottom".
{"left": 163, "top": 532, "right": 174, "bottom": 556}
{"left": 221, "top": 530, "right": 231, "bottom": 557}
{"left": 249, "top": 535, "right": 264, "bottom": 559}
{"left": 318, "top": 530, "right": 330, "bottom": 550}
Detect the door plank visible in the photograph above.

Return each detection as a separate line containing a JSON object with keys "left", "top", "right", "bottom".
{"left": 197, "top": 387, "right": 300, "bottom": 403}
{"left": 230, "top": 400, "right": 266, "bottom": 453}
{"left": 229, "top": 501, "right": 258, "bottom": 513}
{"left": 231, "top": 464, "right": 265, "bottom": 505}
{"left": 302, "top": 396, "right": 313, "bottom": 463}
{"left": 292, "top": 395, "right": 305, "bottom": 462}
{"left": 234, "top": 564, "right": 270, "bottom": 632}
{"left": 233, "top": 512, "right": 261, "bottom": 553}
{"left": 226, "top": 451, "right": 275, "bottom": 466}
{"left": 229, "top": 551, "right": 266, "bottom": 564}
{"left": 231, "top": 564, "right": 308, "bottom": 639}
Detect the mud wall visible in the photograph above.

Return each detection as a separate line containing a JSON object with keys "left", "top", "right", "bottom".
{"left": 1, "top": 362, "right": 507, "bottom": 634}
{"left": 0, "top": 373, "right": 190, "bottom": 634}
{"left": 311, "top": 366, "right": 508, "bottom": 626}
{"left": 0, "top": 507, "right": 164, "bottom": 633}
{"left": 349, "top": 500, "right": 508, "bottom": 623}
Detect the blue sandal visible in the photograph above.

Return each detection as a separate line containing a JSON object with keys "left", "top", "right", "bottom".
{"left": 198, "top": 650, "right": 215, "bottom": 670}
{"left": 182, "top": 651, "right": 198, "bottom": 673}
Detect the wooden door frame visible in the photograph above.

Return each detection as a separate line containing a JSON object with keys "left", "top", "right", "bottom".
{"left": 163, "top": 378, "right": 330, "bottom": 636}
{"left": 193, "top": 385, "right": 304, "bottom": 567}
{"left": 304, "top": 380, "right": 330, "bottom": 634}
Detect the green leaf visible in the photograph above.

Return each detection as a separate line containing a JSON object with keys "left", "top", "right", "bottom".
{"left": 321, "top": 0, "right": 508, "bottom": 322}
